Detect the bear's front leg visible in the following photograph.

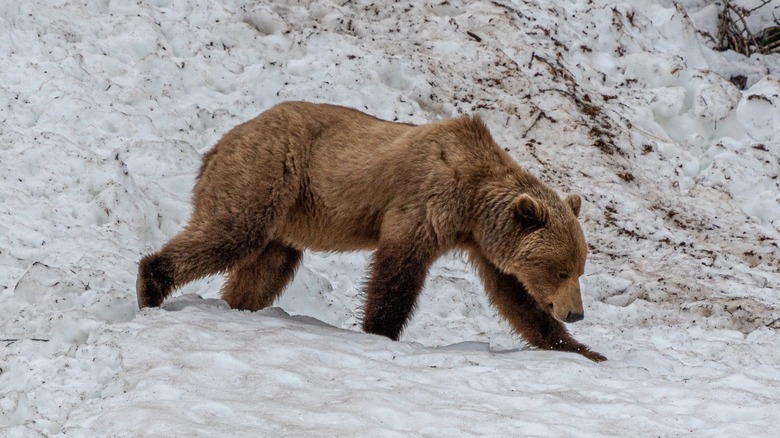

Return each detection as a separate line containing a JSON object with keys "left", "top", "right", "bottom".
{"left": 469, "top": 249, "right": 606, "bottom": 362}
{"left": 362, "top": 240, "right": 436, "bottom": 341}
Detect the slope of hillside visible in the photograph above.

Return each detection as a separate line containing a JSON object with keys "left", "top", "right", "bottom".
{"left": 1, "top": 0, "right": 779, "bottom": 435}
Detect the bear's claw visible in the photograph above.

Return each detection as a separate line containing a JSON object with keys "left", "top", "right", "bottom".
{"left": 580, "top": 349, "right": 608, "bottom": 362}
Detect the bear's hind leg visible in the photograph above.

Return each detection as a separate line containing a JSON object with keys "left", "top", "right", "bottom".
{"left": 137, "top": 218, "right": 269, "bottom": 309}
{"left": 221, "top": 241, "right": 302, "bottom": 311}
{"left": 468, "top": 249, "right": 606, "bottom": 362}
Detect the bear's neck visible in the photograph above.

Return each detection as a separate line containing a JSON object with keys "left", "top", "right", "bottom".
{"left": 430, "top": 116, "right": 557, "bottom": 241}
{"left": 458, "top": 149, "right": 560, "bottom": 243}
{"left": 461, "top": 146, "right": 551, "bottom": 208}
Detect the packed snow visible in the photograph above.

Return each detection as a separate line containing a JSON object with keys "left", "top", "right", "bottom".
{"left": 2, "top": 0, "right": 780, "bottom": 436}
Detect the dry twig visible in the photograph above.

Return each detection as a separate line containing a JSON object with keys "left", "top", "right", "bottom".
{"left": 717, "top": 0, "right": 780, "bottom": 56}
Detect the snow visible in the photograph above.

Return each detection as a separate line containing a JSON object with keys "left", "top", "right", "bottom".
{"left": 1, "top": 0, "right": 779, "bottom": 435}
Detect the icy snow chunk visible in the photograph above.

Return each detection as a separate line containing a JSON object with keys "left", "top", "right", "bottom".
{"left": 436, "top": 341, "right": 492, "bottom": 352}
{"left": 688, "top": 4, "right": 721, "bottom": 39}
{"left": 83, "top": 181, "right": 145, "bottom": 231}
{"left": 693, "top": 80, "right": 741, "bottom": 121}
{"left": 160, "top": 293, "right": 230, "bottom": 312}
{"left": 50, "top": 312, "right": 99, "bottom": 345}
{"left": 648, "top": 86, "right": 686, "bottom": 119}
{"left": 698, "top": 137, "right": 780, "bottom": 225}
{"left": 242, "top": 5, "right": 286, "bottom": 36}
{"left": 278, "top": 263, "right": 355, "bottom": 328}
{"left": 622, "top": 348, "right": 681, "bottom": 373}
{"left": 97, "top": 19, "right": 161, "bottom": 64}
{"left": 736, "top": 77, "right": 780, "bottom": 145}
{"left": 624, "top": 52, "right": 686, "bottom": 88}
{"left": 0, "top": 391, "right": 32, "bottom": 428}
{"left": 13, "top": 262, "right": 87, "bottom": 305}
{"left": 582, "top": 272, "right": 640, "bottom": 307}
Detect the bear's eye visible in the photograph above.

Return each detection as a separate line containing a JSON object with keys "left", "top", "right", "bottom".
{"left": 558, "top": 272, "right": 569, "bottom": 280}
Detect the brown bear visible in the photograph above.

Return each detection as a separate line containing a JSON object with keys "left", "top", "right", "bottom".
{"left": 137, "top": 101, "right": 606, "bottom": 362}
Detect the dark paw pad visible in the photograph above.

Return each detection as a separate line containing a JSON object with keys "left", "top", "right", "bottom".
{"left": 137, "top": 254, "right": 174, "bottom": 309}
{"left": 362, "top": 317, "right": 402, "bottom": 341}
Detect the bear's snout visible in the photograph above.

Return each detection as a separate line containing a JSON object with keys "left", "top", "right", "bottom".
{"left": 546, "top": 280, "right": 585, "bottom": 324}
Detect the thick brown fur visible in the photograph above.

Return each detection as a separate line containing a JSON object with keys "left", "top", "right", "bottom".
{"left": 137, "top": 101, "right": 606, "bottom": 362}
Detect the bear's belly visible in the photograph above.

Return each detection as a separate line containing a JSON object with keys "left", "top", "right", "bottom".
{"left": 275, "top": 208, "right": 382, "bottom": 252}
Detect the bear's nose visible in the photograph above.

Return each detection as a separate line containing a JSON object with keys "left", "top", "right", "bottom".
{"left": 565, "top": 311, "right": 584, "bottom": 323}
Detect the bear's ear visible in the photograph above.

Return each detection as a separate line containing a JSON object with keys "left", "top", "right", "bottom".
{"left": 564, "top": 194, "right": 582, "bottom": 217}
{"left": 513, "top": 194, "right": 549, "bottom": 230}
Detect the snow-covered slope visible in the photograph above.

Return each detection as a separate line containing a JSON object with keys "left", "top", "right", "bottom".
{"left": 1, "top": 0, "right": 779, "bottom": 435}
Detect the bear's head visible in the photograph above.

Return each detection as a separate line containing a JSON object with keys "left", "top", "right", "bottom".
{"left": 478, "top": 191, "right": 587, "bottom": 323}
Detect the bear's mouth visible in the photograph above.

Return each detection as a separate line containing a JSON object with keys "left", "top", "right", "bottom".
{"left": 547, "top": 302, "right": 584, "bottom": 323}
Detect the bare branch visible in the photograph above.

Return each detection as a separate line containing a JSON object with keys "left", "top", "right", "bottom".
{"left": 717, "top": 0, "right": 779, "bottom": 56}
